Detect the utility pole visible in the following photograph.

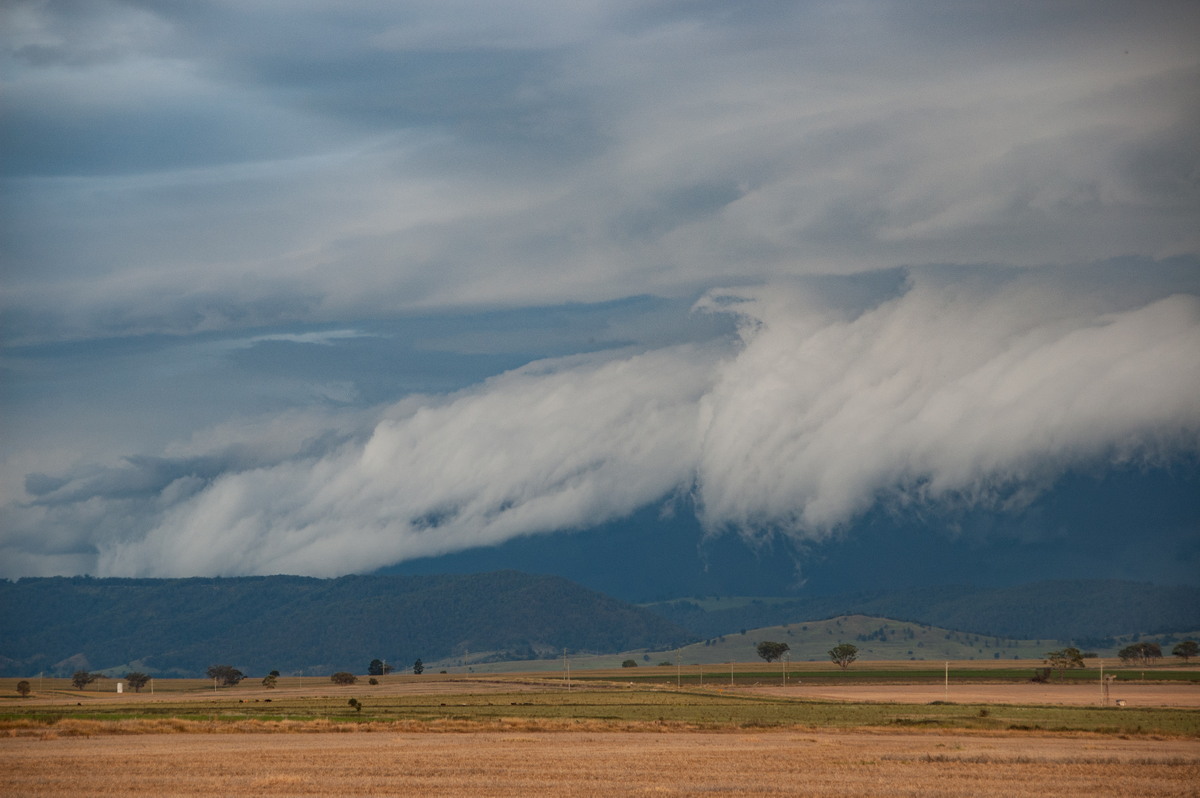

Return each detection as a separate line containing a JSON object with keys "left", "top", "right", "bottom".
{"left": 564, "top": 648, "right": 570, "bottom": 691}
{"left": 944, "top": 661, "right": 949, "bottom": 702}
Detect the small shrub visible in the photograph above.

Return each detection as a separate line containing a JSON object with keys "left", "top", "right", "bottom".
{"left": 622, "top": 659, "right": 638, "bottom": 668}
{"left": 368, "top": 677, "right": 379, "bottom": 685}
{"left": 331, "top": 672, "right": 358, "bottom": 685}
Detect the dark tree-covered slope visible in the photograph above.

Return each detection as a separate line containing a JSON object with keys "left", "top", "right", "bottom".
{"left": 0, "top": 571, "right": 691, "bottom": 677}
{"left": 651, "top": 580, "right": 1200, "bottom": 643}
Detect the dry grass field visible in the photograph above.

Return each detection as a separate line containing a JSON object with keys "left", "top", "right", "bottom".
{"left": 3, "top": 669, "right": 1196, "bottom": 795}
{"left": 2, "top": 728, "right": 1198, "bottom": 797}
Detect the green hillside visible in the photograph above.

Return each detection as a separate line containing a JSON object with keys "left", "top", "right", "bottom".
{"left": 450, "top": 614, "right": 1200, "bottom": 673}
{"left": 648, "top": 580, "right": 1200, "bottom": 645}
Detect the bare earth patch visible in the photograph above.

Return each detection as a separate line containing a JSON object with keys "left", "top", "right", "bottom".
{"left": 2, "top": 729, "right": 1197, "bottom": 797}
{"left": 746, "top": 682, "right": 1200, "bottom": 708}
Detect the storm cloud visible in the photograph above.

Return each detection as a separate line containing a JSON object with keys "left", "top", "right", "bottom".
{"left": 4, "top": 265, "right": 1196, "bottom": 577}
{"left": 2, "top": 3, "right": 1198, "bottom": 579}
{"left": 3, "top": 1, "right": 1199, "bottom": 342}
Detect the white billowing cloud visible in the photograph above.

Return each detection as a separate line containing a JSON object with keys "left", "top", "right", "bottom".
{"left": 95, "top": 344, "right": 718, "bottom": 576}
{"left": 695, "top": 268, "right": 1200, "bottom": 535}
{"left": 24, "top": 265, "right": 1187, "bottom": 578}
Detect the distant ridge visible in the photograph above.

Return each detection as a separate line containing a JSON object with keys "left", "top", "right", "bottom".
{"left": 0, "top": 571, "right": 690, "bottom": 678}
{"left": 649, "top": 580, "right": 1200, "bottom": 644}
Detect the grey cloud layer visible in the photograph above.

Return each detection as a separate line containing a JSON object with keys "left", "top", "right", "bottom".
{"left": 3, "top": 1, "right": 1199, "bottom": 341}
{"left": 3, "top": 4, "right": 1198, "bottom": 578}
{"left": 4, "top": 266, "right": 1196, "bottom": 578}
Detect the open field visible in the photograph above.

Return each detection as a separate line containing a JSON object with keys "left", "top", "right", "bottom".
{"left": 3, "top": 669, "right": 1197, "bottom": 737}
{"left": 2, "top": 729, "right": 1198, "bottom": 797}
{"left": 2, "top": 670, "right": 1197, "bottom": 796}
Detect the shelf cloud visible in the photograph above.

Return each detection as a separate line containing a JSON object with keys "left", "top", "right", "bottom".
{"left": 2, "top": 2, "right": 1198, "bottom": 580}
{"left": 5, "top": 264, "right": 1196, "bottom": 578}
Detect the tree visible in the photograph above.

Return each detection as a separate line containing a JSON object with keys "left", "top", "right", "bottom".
{"left": 16, "top": 680, "right": 31, "bottom": 698}
{"left": 621, "top": 659, "right": 638, "bottom": 668}
{"left": 413, "top": 659, "right": 424, "bottom": 675}
{"left": 1172, "top": 640, "right": 1199, "bottom": 663}
{"left": 828, "top": 643, "right": 858, "bottom": 670}
{"left": 72, "top": 670, "right": 96, "bottom": 690}
{"left": 1119, "top": 642, "right": 1162, "bottom": 666}
{"left": 261, "top": 674, "right": 278, "bottom": 688}
{"left": 331, "top": 672, "right": 357, "bottom": 685}
{"left": 124, "top": 672, "right": 151, "bottom": 693}
{"left": 1044, "top": 647, "right": 1084, "bottom": 677}
{"left": 207, "top": 665, "right": 244, "bottom": 686}
{"left": 347, "top": 698, "right": 362, "bottom": 712}
{"left": 368, "top": 659, "right": 385, "bottom": 676}
{"left": 756, "top": 641, "right": 790, "bottom": 663}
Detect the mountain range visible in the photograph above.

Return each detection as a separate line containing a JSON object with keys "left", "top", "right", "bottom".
{"left": 1, "top": 573, "right": 1195, "bottom": 678}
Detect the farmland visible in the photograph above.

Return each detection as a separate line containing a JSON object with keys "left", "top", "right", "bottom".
{"left": 4, "top": 729, "right": 1199, "bottom": 797}
{"left": 2, "top": 664, "right": 1197, "bottom": 796}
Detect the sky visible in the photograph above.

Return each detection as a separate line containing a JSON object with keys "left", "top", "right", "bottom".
{"left": 1, "top": 1, "right": 1198, "bottom": 589}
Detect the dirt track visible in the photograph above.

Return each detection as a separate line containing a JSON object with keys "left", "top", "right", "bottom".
{"left": 747, "top": 682, "right": 1200, "bottom": 708}
{"left": 23, "top": 677, "right": 1199, "bottom": 709}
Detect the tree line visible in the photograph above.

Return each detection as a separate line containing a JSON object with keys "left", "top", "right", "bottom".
{"left": 15, "top": 638, "right": 1193, "bottom": 700}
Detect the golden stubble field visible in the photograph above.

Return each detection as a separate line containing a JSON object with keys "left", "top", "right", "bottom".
{"left": 2, "top": 728, "right": 1198, "bottom": 797}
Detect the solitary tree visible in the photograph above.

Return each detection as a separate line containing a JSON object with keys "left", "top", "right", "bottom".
{"left": 1044, "top": 647, "right": 1085, "bottom": 677}
{"left": 756, "top": 641, "right": 790, "bottom": 663}
{"left": 261, "top": 674, "right": 278, "bottom": 688}
{"left": 71, "top": 671, "right": 96, "bottom": 690}
{"left": 124, "top": 672, "right": 151, "bottom": 693}
{"left": 621, "top": 659, "right": 638, "bottom": 668}
{"left": 828, "top": 643, "right": 859, "bottom": 670}
{"left": 331, "top": 672, "right": 358, "bottom": 685}
{"left": 1172, "top": 640, "right": 1199, "bottom": 663}
{"left": 368, "top": 659, "right": 385, "bottom": 676}
{"left": 413, "top": 659, "right": 424, "bottom": 675}
{"left": 206, "top": 665, "right": 245, "bottom": 686}
{"left": 16, "top": 680, "right": 31, "bottom": 698}
{"left": 1119, "top": 642, "right": 1162, "bottom": 666}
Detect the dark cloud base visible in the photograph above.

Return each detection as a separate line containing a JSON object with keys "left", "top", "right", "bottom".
{"left": 380, "top": 462, "right": 1200, "bottom": 602}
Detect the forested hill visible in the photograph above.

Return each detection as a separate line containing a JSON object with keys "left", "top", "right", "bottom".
{"left": 651, "top": 580, "right": 1200, "bottom": 644}
{"left": 0, "top": 571, "right": 690, "bottom": 678}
